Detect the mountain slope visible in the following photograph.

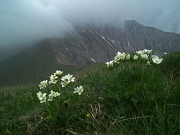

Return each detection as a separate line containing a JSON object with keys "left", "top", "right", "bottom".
{"left": 0, "top": 45, "right": 28, "bottom": 62}
{"left": 1, "top": 20, "right": 180, "bottom": 87}
{"left": 0, "top": 39, "right": 56, "bottom": 87}
{"left": 0, "top": 39, "right": 84, "bottom": 87}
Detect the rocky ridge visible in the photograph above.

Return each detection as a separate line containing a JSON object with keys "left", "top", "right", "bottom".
{"left": 50, "top": 20, "right": 180, "bottom": 65}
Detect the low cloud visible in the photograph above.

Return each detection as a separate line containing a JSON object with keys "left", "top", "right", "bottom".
{"left": 0, "top": 0, "right": 180, "bottom": 47}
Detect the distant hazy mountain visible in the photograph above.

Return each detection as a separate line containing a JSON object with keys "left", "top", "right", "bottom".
{"left": 1, "top": 20, "right": 180, "bottom": 87}
{"left": 0, "top": 45, "right": 28, "bottom": 62}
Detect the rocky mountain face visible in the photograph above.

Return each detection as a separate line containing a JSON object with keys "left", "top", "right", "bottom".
{"left": 124, "top": 20, "right": 180, "bottom": 54}
{"left": 51, "top": 20, "right": 180, "bottom": 65}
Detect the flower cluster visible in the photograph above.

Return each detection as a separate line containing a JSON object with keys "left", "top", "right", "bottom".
{"left": 37, "top": 91, "right": 47, "bottom": 103}
{"left": 39, "top": 80, "right": 48, "bottom": 89}
{"left": 106, "top": 49, "right": 163, "bottom": 68}
{"left": 49, "top": 70, "right": 63, "bottom": 84}
{"left": 47, "top": 90, "right": 60, "bottom": 101}
{"left": 61, "top": 74, "right": 75, "bottom": 87}
{"left": 37, "top": 70, "right": 84, "bottom": 103}
{"left": 105, "top": 60, "right": 114, "bottom": 68}
{"left": 37, "top": 90, "right": 60, "bottom": 103}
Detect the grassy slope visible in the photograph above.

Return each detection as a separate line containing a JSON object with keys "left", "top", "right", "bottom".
{"left": 0, "top": 51, "right": 180, "bottom": 134}
{"left": 0, "top": 39, "right": 84, "bottom": 88}
{"left": 0, "top": 39, "right": 54, "bottom": 87}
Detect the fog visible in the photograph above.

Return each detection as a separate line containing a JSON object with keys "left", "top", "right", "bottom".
{"left": 0, "top": 0, "right": 180, "bottom": 48}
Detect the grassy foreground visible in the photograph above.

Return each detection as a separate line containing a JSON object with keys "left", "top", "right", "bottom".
{"left": 0, "top": 50, "right": 180, "bottom": 135}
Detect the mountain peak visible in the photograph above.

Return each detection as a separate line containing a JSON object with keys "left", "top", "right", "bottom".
{"left": 125, "top": 20, "right": 139, "bottom": 25}
{"left": 124, "top": 20, "right": 144, "bottom": 30}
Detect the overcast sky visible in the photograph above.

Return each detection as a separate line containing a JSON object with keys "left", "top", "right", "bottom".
{"left": 0, "top": 0, "right": 180, "bottom": 47}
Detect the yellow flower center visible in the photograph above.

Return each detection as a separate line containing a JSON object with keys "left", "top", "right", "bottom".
{"left": 63, "top": 81, "right": 67, "bottom": 85}
{"left": 87, "top": 113, "right": 91, "bottom": 118}
{"left": 79, "top": 89, "right": 82, "bottom": 93}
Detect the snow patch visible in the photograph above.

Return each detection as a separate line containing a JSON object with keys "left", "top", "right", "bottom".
{"left": 107, "top": 37, "right": 114, "bottom": 43}
{"left": 101, "top": 35, "right": 105, "bottom": 40}
{"left": 66, "top": 48, "right": 72, "bottom": 56}
{"left": 90, "top": 58, "right": 96, "bottom": 63}
{"left": 95, "top": 31, "right": 117, "bottom": 52}
{"left": 88, "top": 29, "right": 93, "bottom": 34}
{"left": 95, "top": 31, "right": 101, "bottom": 36}
{"left": 104, "top": 40, "right": 117, "bottom": 52}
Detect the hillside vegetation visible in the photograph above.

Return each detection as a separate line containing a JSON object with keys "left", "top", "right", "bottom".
{"left": 0, "top": 39, "right": 86, "bottom": 87}
{"left": 0, "top": 50, "right": 180, "bottom": 134}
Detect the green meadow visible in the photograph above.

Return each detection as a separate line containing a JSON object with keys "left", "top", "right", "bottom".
{"left": 0, "top": 50, "right": 180, "bottom": 135}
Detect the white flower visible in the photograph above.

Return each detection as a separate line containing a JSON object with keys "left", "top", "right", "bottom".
{"left": 106, "top": 60, "right": 114, "bottom": 68}
{"left": 40, "top": 96, "right": 47, "bottom": 103}
{"left": 49, "top": 79, "right": 58, "bottom": 84}
{"left": 49, "top": 90, "right": 56, "bottom": 96}
{"left": 117, "top": 52, "right": 126, "bottom": 60}
{"left": 55, "top": 70, "right": 63, "bottom": 76}
{"left": 136, "top": 50, "right": 144, "bottom": 55}
{"left": 39, "top": 80, "right": 48, "bottom": 89}
{"left": 54, "top": 92, "right": 60, "bottom": 97}
{"left": 114, "top": 55, "right": 121, "bottom": 62}
{"left": 61, "top": 80, "right": 69, "bottom": 87}
{"left": 143, "top": 49, "right": 152, "bottom": 54}
{"left": 49, "top": 73, "right": 58, "bottom": 84}
{"left": 114, "top": 52, "right": 126, "bottom": 62}
{"left": 140, "top": 54, "right": 148, "bottom": 59}
{"left": 47, "top": 90, "right": 60, "bottom": 101}
{"left": 152, "top": 57, "right": 163, "bottom": 64}
{"left": 61, "top": 75, "right": 68, "bottom": 82}
{"left": 47, "top": 94, "right": 54, "bottom": 101}
{"left": 74, "top": 86, "right": 84, "bottom": 95}
{"left": 126, "top": 53, "right": 130, "bottom": 60}
{"left": 37, "top": 91, "right": 47, "bottom": 103}
{"left": 66, "top": 74, "right": 75, "bottom": 82}
{"left": 61, "top": 74, "right": 75, "bottom": 86}
{"left": 61, "top": 74, "right": 74, "bottom": 87}
{"left": 133, "top": 55, "right": 138, "bottom": 60}
{"left": 50, "top": 74, "right": 58, "bottom": 80}
{"left": 50, "top": 90, "right": 60, "bottom": 97}
{"left": 37, "top": 91, "right": 47, "bottom": 100}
